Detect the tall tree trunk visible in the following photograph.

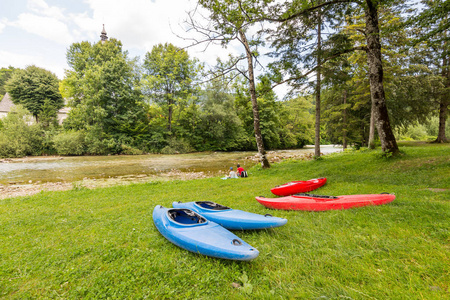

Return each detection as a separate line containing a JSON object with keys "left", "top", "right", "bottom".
{"left": 364, "top": 0, "right": 399, "bottom": 154}
{"left": 342, "top": 89, "right": 347, "bottom": 150}
{"left": 239, "top": 30, "right": 270, "bottom": 168}
{"left": 435, "top": 47, "right": 449, "bottom": 143}
{"left": 315, "top": 8, "right": 322, "bottom": 158}
{"left": 436, "top": 99, "right": 448, "bottom": 142}
{"left": 167, "top": 94, "right": 173, "bottom": 133}
{"left": 168, "top": 105, "right": 173, "bottom": 132}
{"left": 368, "top": 101, "right": 376, "bottom": 149}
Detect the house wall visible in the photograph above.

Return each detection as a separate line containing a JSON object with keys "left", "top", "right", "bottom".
{"left": 0, "top": 93, "right": 70, "bottom": 124}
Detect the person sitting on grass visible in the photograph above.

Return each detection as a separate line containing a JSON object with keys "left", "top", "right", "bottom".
{"left": 236, "top": 164, "right": 245, "bottom": 176}
{"left": 227, "top": 167, "right": 238, "bottom": 179}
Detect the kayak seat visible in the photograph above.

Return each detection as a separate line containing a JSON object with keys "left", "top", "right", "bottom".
{"left": 168, "top": 209, "right": 207, "bottom": 224}
{"left": 196, "top": 201, "right": 230, "bottom": 211}
{"left": 294, "top": 193, "right": 339, "bottom": 199}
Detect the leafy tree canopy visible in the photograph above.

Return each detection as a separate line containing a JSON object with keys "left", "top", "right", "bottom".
{"left": 0, "top": 66, "right": 16, "bottom": 96}
{"left": 61, "top": 38, "right": 149, "bottom": 154}
{"left": 5, "top": 65, "right": 63, "bottom": 120}
{"left": 141, "top": 43, "right": 199, "bottom": 133}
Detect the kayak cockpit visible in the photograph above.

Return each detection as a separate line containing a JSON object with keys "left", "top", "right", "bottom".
{"left": 293, "top": 193, "right": 339, "bottom": 199}
{"left": 168, "top": 209, "right": 207, "bottom": 224}
{"left": 195, "top": 201, "right": 231, "bottom": 211}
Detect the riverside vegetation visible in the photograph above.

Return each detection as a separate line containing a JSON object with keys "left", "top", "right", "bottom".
{"left": 0, "top": 142, "right": 449, "bottom": 299}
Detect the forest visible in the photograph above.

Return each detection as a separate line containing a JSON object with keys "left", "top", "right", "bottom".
{"left": 0, "top": 0, "right": 448, "bottom": 161}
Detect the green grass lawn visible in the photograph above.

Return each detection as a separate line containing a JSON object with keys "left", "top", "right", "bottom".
{"left": 1, "top": 142, "right": 449, "bottom": 299}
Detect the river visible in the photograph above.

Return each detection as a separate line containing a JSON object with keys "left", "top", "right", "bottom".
{"left": 0, "top": 145, "right": 342, "bottom": 198}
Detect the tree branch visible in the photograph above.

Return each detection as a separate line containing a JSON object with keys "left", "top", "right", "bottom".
{"left": 272, "top": 46, "right": 367, "bottom": 88}
{"left": 263, "top": 0, "right": 358, "bottom": 23}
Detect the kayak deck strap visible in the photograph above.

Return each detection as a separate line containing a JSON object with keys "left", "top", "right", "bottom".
{"left": 168, "top": 209, "right": 207, "bottom": 224}
{"left": 294, "top": 193, "right": 338, "bottom": 199}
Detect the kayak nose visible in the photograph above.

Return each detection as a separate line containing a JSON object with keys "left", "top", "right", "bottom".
{"left": 246, "top": 248, "right": 260, "bottom": 261}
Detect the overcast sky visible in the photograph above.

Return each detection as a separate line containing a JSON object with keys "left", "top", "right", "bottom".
{"left": 0, "top": 0, "right": 242, "bottom": 78}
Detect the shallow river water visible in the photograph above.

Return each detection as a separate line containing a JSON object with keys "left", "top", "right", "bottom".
{"left": 0, "top": 145, "right": 341, "bottom": 198}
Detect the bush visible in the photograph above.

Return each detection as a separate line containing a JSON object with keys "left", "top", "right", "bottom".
{"left": 82, "top": 127, "right": 118, "bottom": 155}
{"left": 396, "top": 123, "right": 430, "bottom": 141}
{"left": 0, "top": 105, "right": 43, "bottom": 158}
{"left": 120, "top": 144, "right": 143, "bottom": 155}
{"left": 160, "top": 138, "right": 194, "bottom": 154}
{"left": 52, "top": 131, "right": 86, "bottom": 155}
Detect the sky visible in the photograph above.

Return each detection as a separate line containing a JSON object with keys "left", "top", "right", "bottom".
{"left": 0, "top": 0, "right": 240, "bottom": 79}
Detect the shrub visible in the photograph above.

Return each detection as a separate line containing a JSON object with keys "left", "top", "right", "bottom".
{"left": 160, "top": 138, "right": 194, "bottom": 154}
{"left": 52, "top": 131, "right": 86, "bottom": 155}
{"left": 0, "top": 105, "right": 43, "bottom": 158}
{"left": 120, "top": 144, "right": 143, "bottom": 155}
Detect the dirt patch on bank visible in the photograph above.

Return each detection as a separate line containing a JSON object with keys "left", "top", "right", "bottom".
{"left": 0, "top": 171, "right": 220, "bottom": 200}
{"left": 0, "top": 150, "right": 324, "bottom": 200}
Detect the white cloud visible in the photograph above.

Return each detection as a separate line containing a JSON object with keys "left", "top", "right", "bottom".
{"left": 0, "top": 21, "right": 5, "bottom": 34}
{"left": 78, "top": 0, "right": 239, "bottom": 66}
{"left": 11, "top": 13, "right": 73, "bottom": 45}
{"left": 69, "top": 11, "right": 98, "bottom": 41}
{"left": 0, "top": 0, "right": 253, "bottom": 80}
{"left": 0, "top": 50, "right": 66, "bottom": 78}
{"left": 0, "top": 50, "right": 43, "bottom": 69}
{"left": 81, "top": 0, "right": 194, "bottom": 47}
{"left": 27, "top": 0, "right": 66, "bottom": 20}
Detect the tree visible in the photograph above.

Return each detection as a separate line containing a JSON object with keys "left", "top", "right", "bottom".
{"left": 187, "top": 0, "right": 271, "bottom": 168}
{"left": 255, "top": 76, "right": 284, "bottom": 149}
{"left": 0, "top": 105, "right": 43, "bottom": 158}
{"left": 197, "top": 78, "right": 247, "bottom": 151}
{"left": 142, "top": 43, "right": 198, "bottom": 134}
{"left": 5, "top": 65, "right": 63, "bottom": 122}
{"left": 315, "top": 2, "right": 323, "bottom": 157}
{"left": 279, "top": 95, "right": 315, "bottom": 148}
{"left": 61, "top": 38, "right": 149, "bottom": 154}
{"left": 0, "top": 66, "right": 16, "bottom": 97}
{"left": 407, "top": 0, "right": 449, "bottom": 142}
{"left": 320, "top": 6, "right": 413, "bottom": 148}
{"left": 262, "top": 0, "right": 400, "bottom": 154}
{"left": 38, "top": 98, "right": 59, "bottom": 129}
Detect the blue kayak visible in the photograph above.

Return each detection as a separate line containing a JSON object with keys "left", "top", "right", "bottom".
{"left": 152, "top": 205, "right": 259, "bottom": 261}
{"left": 172, "top": 201, "right": 288, "bottom": 230}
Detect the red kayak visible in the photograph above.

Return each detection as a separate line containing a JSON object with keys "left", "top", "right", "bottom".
{"left": 256, "top": 193, "right": 395, "bottom": 211}
{"left": 270, "top": 178, "right": 327, "bottom": 196}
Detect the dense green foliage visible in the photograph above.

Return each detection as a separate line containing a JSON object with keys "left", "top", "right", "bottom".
{"left": 0, "top": 66, "right": 16, "bottom": 97}
{"left": 0, "top": 105, "right": 43, "bottom": 157}
{"left": 142, "top": 43, "right": 198, "bottom": 133}
{"left": 0, "top": 142, "right": 448, "bottom": 298}
{"left": 5, "top": 65, "right": 63, "bottom": 121}
{"left": 0, "top": 1, "right": 448, "bottom": 158}
{"left": 52, "top": 131, "right": 86, "bottom": 156}
{"left": 60, "top": 39, "right": 150, "bottom": 155}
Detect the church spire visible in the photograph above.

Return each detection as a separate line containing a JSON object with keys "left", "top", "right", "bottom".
{"left": 100, "top": 24, "right": 108, "bottom": 44}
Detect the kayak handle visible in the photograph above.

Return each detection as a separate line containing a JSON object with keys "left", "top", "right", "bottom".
{"left": 232, "top": 239, "right": 242, "bottom": 246}
{"left": 264, "top": 214, "right": 273, "bottom": 217}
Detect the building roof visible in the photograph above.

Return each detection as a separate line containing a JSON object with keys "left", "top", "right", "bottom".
{"left": 0, "top": 93, "right": 14, "bottom": 113}
{"left": 0, "top": 92, "right": 70, "bottom": 115}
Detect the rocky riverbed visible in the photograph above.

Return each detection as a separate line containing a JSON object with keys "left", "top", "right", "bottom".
{"left": 0, "top": 147, "right": 339, "bottom": 199}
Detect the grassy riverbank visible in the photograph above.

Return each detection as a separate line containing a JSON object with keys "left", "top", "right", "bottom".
{"left": 1, "top": 142, "right": 449, "bottom": 299}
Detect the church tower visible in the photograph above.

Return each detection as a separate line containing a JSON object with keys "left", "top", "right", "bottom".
{"left": 100, "top": 24, "right": 108, "bottom": 44}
